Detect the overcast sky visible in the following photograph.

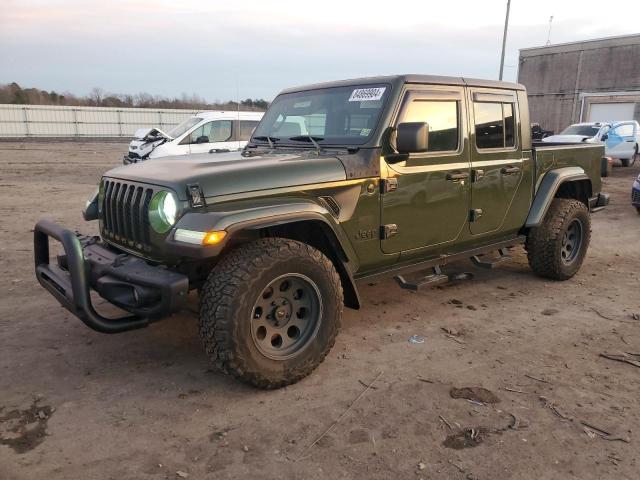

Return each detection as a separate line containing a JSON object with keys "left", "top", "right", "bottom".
{"left": 1, "top": 0, "right": 638, "bottom": 101}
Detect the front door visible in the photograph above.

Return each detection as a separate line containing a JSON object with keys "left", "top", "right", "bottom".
{"left": 468, "top": 90, "right": 524, "bottom": 235}
{"left": 187, "top": 120, "right": 239, "bottom": 154}
{"left": 605, "top": 122, "right": 637, "bottom": 159}
{"left": 381, "top": 87, "right": 470, "bottom": 254}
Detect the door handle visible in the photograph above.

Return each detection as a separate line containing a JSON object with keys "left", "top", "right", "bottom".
{"left": 501, "top": 166, "right": 520, "bottom": 175}
{"left": 446, "top": 171, "right": 469, "bottom": 181}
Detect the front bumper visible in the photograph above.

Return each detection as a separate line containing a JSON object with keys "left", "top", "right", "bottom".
{"left": 589, "top": 193, "right": 610, "bottom": 213}
{"left": 34, "top": 219, "right": 189, "bottom": 334}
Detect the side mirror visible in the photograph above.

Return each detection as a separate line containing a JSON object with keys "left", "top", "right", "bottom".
{"left": 196, "top": 135, "right": 209, "bottom": 144}
{"left": 396, "top": 122, "right": 429, "bottom": 153}
{"left": 601, "top": 133, "right": 608, "bottom": 141}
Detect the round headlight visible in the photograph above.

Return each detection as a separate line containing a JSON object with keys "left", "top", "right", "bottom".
{"left": 159, "top": 192, "right": 177, "bottom": 226}
{"left": 149, "top": 191, "right": 179, "bottom": 233}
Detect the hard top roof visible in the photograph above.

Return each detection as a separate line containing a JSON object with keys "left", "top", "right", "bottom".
{"left": 280, "top": 74, "right": 525, "bottom": 94}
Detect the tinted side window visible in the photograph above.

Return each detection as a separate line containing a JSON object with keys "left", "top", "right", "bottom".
{"left": 400, "top": 100, "right": 459, "bottom": 152}
{"left": 239, "top": 120, "right": 259, "bottom": 140}
{"left": 504, "top": 103, "right": 515, "bottom": 147}
{"left": 475, "top": 103, "right": 504, "bottom": 149}
{"left": 474, "top": 102, "right": 516, "bottom": 149}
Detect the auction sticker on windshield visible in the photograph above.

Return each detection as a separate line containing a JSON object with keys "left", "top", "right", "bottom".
{"left": 349, "top": 87, "right": 386, "bottom": 102}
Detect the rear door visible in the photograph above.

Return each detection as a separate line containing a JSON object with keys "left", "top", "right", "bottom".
{"left": 605, "top": 122, "right": 637, "bottom": 159}
{"left": 380, "top": 86, "right": 470, "bottom": 254}
{"left": 468, "top": 89, "right": 524, "bottom": 235}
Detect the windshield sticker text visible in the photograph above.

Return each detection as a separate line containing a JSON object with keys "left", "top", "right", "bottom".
{"left": 349, "top": 87, "right": 386, "bottom": 102}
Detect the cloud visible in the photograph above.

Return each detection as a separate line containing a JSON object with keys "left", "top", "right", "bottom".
{"left": 1, "top": 0, "right": 637, "bottom": 100}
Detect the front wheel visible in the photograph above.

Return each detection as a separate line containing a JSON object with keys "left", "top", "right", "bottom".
{"left": 199, "top": 238, "right": 343, "bottom": 389}
{"left": 526, "top": 198, "right": 591, "bottom": 280}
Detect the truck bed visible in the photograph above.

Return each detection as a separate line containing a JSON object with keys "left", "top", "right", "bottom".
{"left": 531, "top": 142, "right": 605, "bottom": 197}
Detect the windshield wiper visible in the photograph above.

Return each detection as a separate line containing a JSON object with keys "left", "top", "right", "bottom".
{"left": 289, "top": 135, "right": 324, "bottom": 155}
{"left": 253, "top": 136, "right": 279, "bottom": 149}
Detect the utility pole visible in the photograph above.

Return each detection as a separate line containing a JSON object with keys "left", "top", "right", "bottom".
{"left": 499, "top": 0, "right": 511, "bottom": 80}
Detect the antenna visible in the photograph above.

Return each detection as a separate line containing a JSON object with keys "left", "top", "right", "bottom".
{"left": 546, "top": 16, "right": 554, "bottom": 45}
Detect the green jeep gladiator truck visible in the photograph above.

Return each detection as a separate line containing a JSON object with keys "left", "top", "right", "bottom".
{"left": 34, "top": 75, "right": 609, "bottom": 388}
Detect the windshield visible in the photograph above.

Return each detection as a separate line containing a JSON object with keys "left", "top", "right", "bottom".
{"left": 252, "top": 84, "right": 391, "bottom": 145}
{"left": 559, "top": 125, "right": 601, "bottom": 137}
{"left": 167, "top": 117, "right": 202, "bottom": 138}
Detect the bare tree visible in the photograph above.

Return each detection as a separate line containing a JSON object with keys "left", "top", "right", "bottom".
{"left": 89, "top": 87, "right": 105, "bottom": 106}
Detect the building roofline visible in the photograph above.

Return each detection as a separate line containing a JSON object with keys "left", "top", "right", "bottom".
{"left": 519, "top": 33, "right": 640, "bottom": 57}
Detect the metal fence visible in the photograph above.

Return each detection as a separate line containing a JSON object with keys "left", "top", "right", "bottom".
{"left": 0, "top": 104, "right": 200, "bottom": 138}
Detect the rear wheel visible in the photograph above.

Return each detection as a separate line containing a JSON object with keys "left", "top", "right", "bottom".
{"left": 526, "top": 198, "right": 591, "bottom": 280}
{"left": 199, "top": 238, "right": 343, "bottom": 389}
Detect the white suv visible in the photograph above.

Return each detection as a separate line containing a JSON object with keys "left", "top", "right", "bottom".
{"left": 124, "top": 111, "right": 264, "bottom": 164}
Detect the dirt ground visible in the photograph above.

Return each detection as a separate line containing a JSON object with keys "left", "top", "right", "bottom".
{"left": 1, "top": 141, "right": 639, "bottom": 480}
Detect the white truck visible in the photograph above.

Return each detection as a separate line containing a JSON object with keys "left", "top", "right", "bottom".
{"left": 123, "top": 111, "right": 264, "bottom": 164}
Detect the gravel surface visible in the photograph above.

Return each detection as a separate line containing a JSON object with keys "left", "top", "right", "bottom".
{"left": 1, "top": 141, "right": 639, "bottom": 479}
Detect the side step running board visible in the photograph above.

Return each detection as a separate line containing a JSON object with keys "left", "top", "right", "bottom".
{"left": 358, "top": 235, "right": 526, "bottom": 287}
{"left": 395, "top": 266, "right": 449, "bottom": 291}
{"left": 471, "top": 248, "right": 512, "bottom": 269}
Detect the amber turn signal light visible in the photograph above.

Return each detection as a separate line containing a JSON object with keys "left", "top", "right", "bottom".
{"left": 202, "top": 230, "right": 227, "bottom": 245}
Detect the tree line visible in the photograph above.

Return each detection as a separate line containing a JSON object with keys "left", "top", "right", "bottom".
{"left": 0, "top": 82, "right": 269, "bottom": 111}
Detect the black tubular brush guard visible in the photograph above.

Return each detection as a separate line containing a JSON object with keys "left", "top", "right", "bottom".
{"left": 33, "top": 219, "right": 189, "bottom": 334}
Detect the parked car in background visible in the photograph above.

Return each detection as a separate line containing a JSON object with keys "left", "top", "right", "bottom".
{"left": 123, "top": 111, "right": 264, "bottom": 164}
{"left": 633, "top": 173, "right": 640, "bottom": 214}
{"left": 542, "top": 121, "right": 639, "bottom": 167}
{"left": 531, "top": 123, "right": 553, "bottom": 140}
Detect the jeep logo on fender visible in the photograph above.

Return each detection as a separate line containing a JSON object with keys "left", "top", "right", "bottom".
{"left": 354, "top": 228, "right": 377, "bottom": 241}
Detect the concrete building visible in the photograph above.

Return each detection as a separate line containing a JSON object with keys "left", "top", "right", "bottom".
{"left": 518, "top": 34, "right": 640, "bottom": 133}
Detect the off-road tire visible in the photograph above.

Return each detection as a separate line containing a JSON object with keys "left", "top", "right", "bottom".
{"left": 199, "top": 238, "right": 343, "bottom": 389}
{"left": 526, "top": 198, "right": 591, "bottom": 280}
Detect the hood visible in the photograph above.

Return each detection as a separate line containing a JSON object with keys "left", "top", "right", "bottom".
{"left": 542, "top": 134, "right": 597, "bottom": 143}
{"left": 133, "top": 127, "right": 173, "bottom": 141}
{"left": 104, "top": 150, "right": 347, "bottom": 200}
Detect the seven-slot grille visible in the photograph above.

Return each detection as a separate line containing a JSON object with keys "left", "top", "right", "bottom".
{"left": 101, "top": 180, "right": 154, "bottom": 250}
{"left": 633, "top": 188, "right": 640, "bottom": 204}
